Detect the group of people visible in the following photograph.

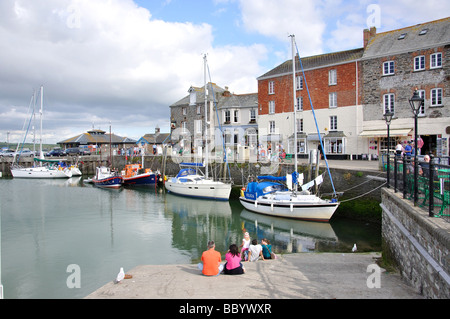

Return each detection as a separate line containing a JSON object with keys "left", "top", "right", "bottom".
{"left": 395, "top": 136, "right": 424, "bottom": 158}
{"left": 197, "top": 232, "right": 276, "bottom": 276}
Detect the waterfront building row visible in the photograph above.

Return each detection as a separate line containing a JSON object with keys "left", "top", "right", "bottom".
{"left": 170, "top": 17, "right": 450, "bottom": 161}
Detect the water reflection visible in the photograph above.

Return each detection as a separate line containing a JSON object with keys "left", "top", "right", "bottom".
{"left": 1, "top": 178, "right": 381, "bottom": 299}
{"left": 165, "top": 194, "right": 234, "bottom": 260}
{"left": 240, "top": 210, "right": 338, "bottom": 253}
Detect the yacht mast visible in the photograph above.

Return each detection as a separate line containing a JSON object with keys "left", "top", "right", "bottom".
{"left": 204, "top": 54, "right": 209, "bottom": 179}
{"left": 290, "top": 35, "right": 298, "bottom": 192}
{"left": 39, "top": 85, "right": 44, "bottom": 160}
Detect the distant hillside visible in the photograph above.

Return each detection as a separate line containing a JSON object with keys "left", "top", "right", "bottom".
{"left": 0, "top": 142, "right": 58, "bottom": 151}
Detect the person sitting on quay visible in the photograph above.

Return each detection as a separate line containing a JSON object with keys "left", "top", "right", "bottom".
{"left": 223, "top": 244, "right": 245, "bottom": 275}
{"left": 197, "top": 240, "right": 223, "bottom": 276}
{"left": 261, "top": 238, "right": 273, "bottom": 260}
{"left": 247, "top": 239, "right": 265, "bottom": 262}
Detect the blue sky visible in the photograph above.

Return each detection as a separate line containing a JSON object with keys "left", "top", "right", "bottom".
{"left": 0, "top": 0, "right": 448, "bottom": 144}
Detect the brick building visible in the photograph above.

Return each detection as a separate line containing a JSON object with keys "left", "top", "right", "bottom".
{"left": 257, "top": 48, "right": 363, "bottom": 159}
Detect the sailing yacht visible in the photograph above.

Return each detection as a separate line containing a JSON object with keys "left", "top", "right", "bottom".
{"left": 11, "top": 86, "right": 72, "bottom": 179}
{"left": 239, "top": 35, "right": 339, "bottom": 222}
{"left": 165, "top": 55, "right": 231, "bottom": 200}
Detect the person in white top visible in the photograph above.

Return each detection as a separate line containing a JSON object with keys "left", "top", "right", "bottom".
{"left": 247, "top": 239, "right": 265, "bottom": 262}
{"left": 239, "top": 232, "right": 251, "bottom": 261}
{"left": 395, "top": 142, "right": 403, "bottom": 157}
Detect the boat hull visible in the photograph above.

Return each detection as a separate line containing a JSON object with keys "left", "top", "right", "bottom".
{"left": 239, "top": 196, "right": 339, "bottom": 222}
{"left": 165, "top": 180, "right": 231, "bottom": 201}
{"left": 92, "top": 176, "right": 123, "bottom": 188}
{"left": 123, "top": 173, "right": 158, "bottom": 186}
{"left": 11, "top": 167, "right": 72, "bottom": 179}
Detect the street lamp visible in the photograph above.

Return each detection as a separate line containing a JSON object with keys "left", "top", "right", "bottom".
{"left": 409, "top": 89, "right": 424, "bottom": 206}
{"left": 384, "top": 111, "right": 394, "bottom": 188}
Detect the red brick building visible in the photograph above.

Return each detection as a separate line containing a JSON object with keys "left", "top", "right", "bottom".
{"left": 257, "top": 48, "right": 364, "bottom": 158}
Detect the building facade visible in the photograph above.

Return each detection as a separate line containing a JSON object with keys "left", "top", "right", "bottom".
{"left": 169, "top": 83, "right": 258, "bottom": 161}
{"left": 257, "top": 48, "right": 363, "bottom": 159}
{"left": 361, "top": 18, "right": 450, "bottom": 157}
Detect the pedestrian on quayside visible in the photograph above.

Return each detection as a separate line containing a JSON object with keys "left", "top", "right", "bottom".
{"left": 223, "top": 244, "right": 245, "bottom": 275}
{"left": 239, "top": 232, "right": 251, "bottom": 261}
{"left": 197, "top": 240, "right": 223, "bottom": 276}
{"left": 247, "top": 239, "right": 265, "bottom": 262}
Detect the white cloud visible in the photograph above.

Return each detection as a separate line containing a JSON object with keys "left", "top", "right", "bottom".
{"left": 239, "top": 0, "right": 326, "bottom": 57}
{"left": 0, "top": 0, "right": 266, "bottom": 143}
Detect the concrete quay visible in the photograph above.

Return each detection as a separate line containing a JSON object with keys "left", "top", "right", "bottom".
{"left": 86, "top": 252, "right": 422, "bottom": 299}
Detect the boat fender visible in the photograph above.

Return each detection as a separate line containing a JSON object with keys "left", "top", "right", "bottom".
{"left": 240, "top": 187, "right": 245, "bottom": 197}
{"left": 271, "top": 202, "right": 273, "bottom": 211}
{"left": 290, "top": 203, "right": 293, "bottom": 212}
{"left": 254, "top": 200, "right": 258, "bottom": 208}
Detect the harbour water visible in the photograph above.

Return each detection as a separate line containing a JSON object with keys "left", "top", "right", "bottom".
{"left": 0, "top": 177, "right": 380, "bottom": 299}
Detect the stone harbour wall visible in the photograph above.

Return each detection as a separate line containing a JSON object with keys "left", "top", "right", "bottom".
{"left": 380, "top": 188, "right": 450, "bottom": 299}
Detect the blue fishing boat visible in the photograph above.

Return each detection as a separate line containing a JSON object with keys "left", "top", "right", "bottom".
{"left": 121, "top": 164, "right": 160, "bottom": 186}
{"left": 92, "top": 166, "right": 123, "bottom": 188}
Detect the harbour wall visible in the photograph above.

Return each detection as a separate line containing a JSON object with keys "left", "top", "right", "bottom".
{"left": 1, "top": 155, "right": 385, "bottom": 221}
{"left": 380, "top": 188, "right": 450, "bottom": 298}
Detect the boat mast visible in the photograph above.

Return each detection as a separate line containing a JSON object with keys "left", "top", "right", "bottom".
{"left": 204, "top": 54, "right": 209, "bottom": 179}
{"left": 290, "top": 35, "right": 298, "bottom": 193}
{"left": 39, "top": 85, "right": 44, "bottom": 160}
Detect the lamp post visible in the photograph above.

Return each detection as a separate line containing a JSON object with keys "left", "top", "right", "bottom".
{"left": 384, "top": 111, "right": 394, "bottom": 188}
{"left": 409, "top": 89, "right": 424, "bottom": 206}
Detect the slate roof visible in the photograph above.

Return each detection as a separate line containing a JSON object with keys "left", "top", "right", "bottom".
{"left": 58, "top": 129, "right": 137, "bottom": 145}
{"left": 258, "top": 48, "right": 364, "bottom": 80}
{"left": 139, "top": 133, "right": 171, "bottom": 144}
{"left": 363, "top": 17, "right": 450, "bottom": 59}
{"left": 217, "top": 93, "right": 258, "bottom": 109}
{"left": 170, "top": 83, "right": 226, "bottom": 107}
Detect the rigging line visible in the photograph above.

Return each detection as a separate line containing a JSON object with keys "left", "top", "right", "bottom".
{"left": 339, "top": 182, "right": 387, "bottom": 203}
{"left": 337, "top": 172, "right": 386, "bottom": 193}
{"left": 206, "top": 63, "right": 232, "bottom": 182}
{"left": 294, "top": 38, "right": 337, "bottom": 197}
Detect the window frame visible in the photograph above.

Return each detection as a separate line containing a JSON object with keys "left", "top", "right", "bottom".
{"left": 329, "top": 115, "right": 337, "bottom": 131}
{"left": 430, "top": 88, "right": 443, "bottom": 106}
{"left": 414, "top": 55, "right": 425, "bottom": 71}
{"left": 296, "top": 75, "right": 303, "bottom": 90}
{"left": 268, "top": 81, "right": 275, "bottom": 95}
{"left": 269, "top": 121, "right": 276, "bottom": 134}
{"left": 430, "top": 52, "right": 442, "bottom": 69}
{"left": 383, "top": 61, "right": 395, "bottom": 75}
{"left": 269, "top": 101, "right": 275, "bottom": 114}
{"left": 329, "top": 92, "right": 337, "bottom": 108}
{"left": 328, "top": 69, "right": 337, "bottom": 85}
{"left": 383, "top": 93, "right": 395, "bottom": 115}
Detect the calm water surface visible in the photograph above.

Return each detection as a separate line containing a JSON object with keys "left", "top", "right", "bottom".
{"left": 0, "top": 177, "right": 380, "bottom": 299}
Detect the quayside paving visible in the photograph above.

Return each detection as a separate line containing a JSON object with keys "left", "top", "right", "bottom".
{"left": 86, "top": 252, "right": 422, "bottom": 299}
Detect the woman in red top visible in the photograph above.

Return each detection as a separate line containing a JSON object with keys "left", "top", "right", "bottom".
{"left": 223, "top": 244, "right": 245, "bottom": 275}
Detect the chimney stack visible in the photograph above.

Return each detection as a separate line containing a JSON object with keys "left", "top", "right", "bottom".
{"left": 363, "top": 26, "right": 377, "bottom": 48}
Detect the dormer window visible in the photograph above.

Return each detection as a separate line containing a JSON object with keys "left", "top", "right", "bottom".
{"left": 398, "top": 33, "right": 407, "bottom": 40}
{"left": 419, "top": 28, "right": 428, "bottom": 35}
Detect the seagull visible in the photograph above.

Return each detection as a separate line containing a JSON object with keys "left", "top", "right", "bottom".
{"left": 114, "top": 267, "right": 125, "bottom": 284}
{"left": 352, "top": 244, "right": 357, "bottom": 252}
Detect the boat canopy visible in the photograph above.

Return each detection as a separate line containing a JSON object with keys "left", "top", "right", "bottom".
{"left": 257, "top": 175, "right": 286, "bottom": 181}
{"left": 180, "top": 162, "right": 204, "bottom": 167}
{"left": 245, "top": 181, "right": 288, "bottom": 199}
{"left": 257, "top": 172, "right": 301, "bottom": 184}
{"left": 176, "top": 168, "right": 201, "bottom": 178}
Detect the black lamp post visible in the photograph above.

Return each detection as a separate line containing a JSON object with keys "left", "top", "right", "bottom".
{"left": 409, "top": 89, "right": 424, "bottom": 206}
{"left": 384, "top": 111, "right": 394, "bottom": 188}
